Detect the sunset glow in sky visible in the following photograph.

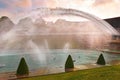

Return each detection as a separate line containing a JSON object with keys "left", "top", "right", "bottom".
{"left": 0, "top": 0, "right": 120, "bottom": 22}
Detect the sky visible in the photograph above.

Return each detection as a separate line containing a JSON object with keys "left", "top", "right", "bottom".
{"left": 0, "top": 0, "right": 120, "bottom": 22}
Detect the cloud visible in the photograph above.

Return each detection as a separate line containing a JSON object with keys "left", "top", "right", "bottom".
{"left": 0, "top": 9, "right": 13, "bottom": 18}
{"left": 16, "top": 0, "right": 32, "bottom": 8}
{"left": 0, "top": 0, "right": 120, "bottom": 23}
{"left": 93, "top": 0, "right": 114, "bottom": 6}
{"left": 45, "top": 0, "right": 57, "bottom": 8}
{"left": 32, "top": 0, "right": 46, "bottom": 8}
{"left": 44, "top": 0, "right": 83, "bottom": 8}
{"left": 92, "top": 0, "right": 120, "bottom": 18}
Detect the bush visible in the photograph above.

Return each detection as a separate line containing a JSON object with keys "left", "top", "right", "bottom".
{"left": 16, "top": 57, "right": 29, "bottom": 76}
{"left": 96, "top": 54, "right": 106, "bottom": 65}
{"left": 65, "top": 55, "right": 74, "bottom": 69}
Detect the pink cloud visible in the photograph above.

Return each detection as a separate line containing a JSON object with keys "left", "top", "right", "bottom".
{"left": 15, "top": 0, "right": 32, "bottom": 8}
{"left": 92, "top": 1, "right": 120, "bottom": 18}
{"left": 0, "top": 0, "right": 120, "bottom": 22}
{"left": 93, "top": 0, "right": 114, "bottom": 6}
{"left": 0, "top": 9, "right": 13, "bottom": 18}
{"left": 32, "top": 0, "right": 46, "bottom": 7}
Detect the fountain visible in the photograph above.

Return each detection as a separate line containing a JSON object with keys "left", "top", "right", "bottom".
{"left": 26, "top": 8, "right": 119, "bottom": 50}
{"left": 0, "top": 8, "right": 120, "bottom": 75}
{"left": 1, "top": 8, "right": 119, "bottom": 51}
{"left": 63, "top": 42, "right": 70, "bottom": 53}
{"left": 28, "top": 40, "right": 46, "bottom": 63}
{"left": 44, "top": 39, "right": 49, "bottom": 50}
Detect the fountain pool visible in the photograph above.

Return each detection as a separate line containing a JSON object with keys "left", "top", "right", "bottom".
{"left": 0, "top": 49, "right": 120, "bottom": 74}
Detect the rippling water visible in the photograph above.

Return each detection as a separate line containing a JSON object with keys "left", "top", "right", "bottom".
{"left": 0, "top": 49, "right": 120, "bottom": 73}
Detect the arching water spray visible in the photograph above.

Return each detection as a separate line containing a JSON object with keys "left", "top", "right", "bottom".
{"left": 29, "top": 8, "right": 119, "bottom": 35}
{"left": 1, "top": 8, "right": 119, "bottom": 63}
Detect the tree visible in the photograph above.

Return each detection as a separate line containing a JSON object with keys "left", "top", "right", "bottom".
{"left": 65, "top": 55, "right": 74, "bottom": 69}
{"left": 96, "top": 54, "right": 106, "bottom": 65}
{"left": 16, "top": 57, "right": 29, "bottom": 77}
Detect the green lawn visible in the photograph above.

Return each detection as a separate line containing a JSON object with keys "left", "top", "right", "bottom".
{"left": 22, "top": 65, "right": 120, "bottom": 80}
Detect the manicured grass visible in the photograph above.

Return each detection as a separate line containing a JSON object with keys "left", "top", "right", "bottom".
{"left": 22, "top": 65, "right": 120, "bottom": 80}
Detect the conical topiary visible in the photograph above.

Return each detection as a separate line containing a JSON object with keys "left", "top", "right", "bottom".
{"left": 96, "top": 54, "right": 106, "bottom": 65}
{"left": 65, "top": 55, "right": 74, "bottom": 69}
{"left": 16, "top": 57, "right": 29, "bottom": 76}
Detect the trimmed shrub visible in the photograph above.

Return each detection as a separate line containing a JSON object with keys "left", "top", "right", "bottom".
{"left": 16, "top": 57, "right": 29, "bottom": 76}
{"left": 65, "top": 55, "right": 74, "bottom": 69}
{"left": 97, "top": 54, "right": 106, "bottom": 65}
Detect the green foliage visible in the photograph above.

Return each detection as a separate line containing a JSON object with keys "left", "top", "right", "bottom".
{"left": 65, "top": 55, "right": 74, "bottom": 69}
{"left": 97, "top": 54, "right": 106, "bottom": 65}
{"left": 16, "top": 57, "right": 29, "bottom": 76}
{"left": 22, "top": 65, "right": 120, "bottom": 80}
